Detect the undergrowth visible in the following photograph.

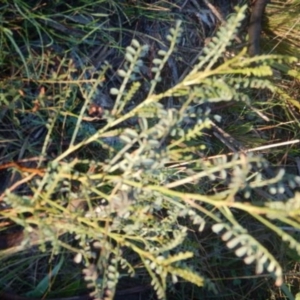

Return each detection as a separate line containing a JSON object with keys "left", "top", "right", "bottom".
{"left": 1, "top": 1, "right": 300, "bottom": 300}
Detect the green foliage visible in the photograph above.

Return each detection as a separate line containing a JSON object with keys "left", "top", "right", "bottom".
{"left": 1, "top": 2, "right": 300, "bottom": 300}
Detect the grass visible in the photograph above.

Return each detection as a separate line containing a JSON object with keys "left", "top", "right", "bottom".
{"left": 1, "top": 0, "right": 300, "bottom": 299}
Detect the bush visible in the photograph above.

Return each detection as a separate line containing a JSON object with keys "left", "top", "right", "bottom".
{"left": 1, "top": 2, "right": 300, "bottom": 300}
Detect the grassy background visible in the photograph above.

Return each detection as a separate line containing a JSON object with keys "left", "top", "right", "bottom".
{"left": 0, "top": 0, "right": 300, "bottom": 299}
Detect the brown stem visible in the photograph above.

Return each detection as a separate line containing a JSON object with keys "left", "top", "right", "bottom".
{"left": 248, "top": 0, "right": 269, "bottom": 56}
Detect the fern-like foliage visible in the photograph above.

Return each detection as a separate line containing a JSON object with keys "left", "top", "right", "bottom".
{"left": 1, "top": 5, "right": 300, "bottom": 300}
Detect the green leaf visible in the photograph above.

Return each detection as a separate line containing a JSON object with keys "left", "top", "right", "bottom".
{"left": 25, "top": 255, "right": 65, "bottom": 298}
